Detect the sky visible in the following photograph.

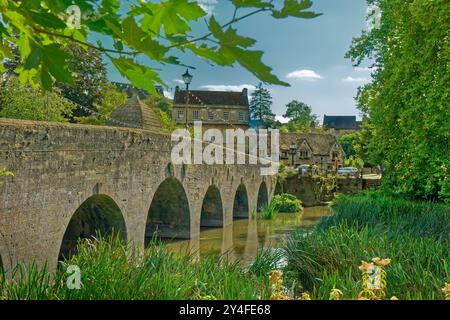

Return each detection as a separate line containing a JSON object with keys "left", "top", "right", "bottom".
{"left": 107, "top": 0, "right": 373, "bottom": 123}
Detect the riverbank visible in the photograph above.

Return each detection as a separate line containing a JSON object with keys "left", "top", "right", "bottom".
{"left": 0, "top": 236, "right": 279, "bottom": 300}
{"left": 283, "top": 191, "right": 450, "bottom": 300}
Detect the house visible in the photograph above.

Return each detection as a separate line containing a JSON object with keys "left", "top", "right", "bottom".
{"left": 172, "top": 87, "right": 249, "bottom": 132}
{"left": 323, "top": 115, "right": 361, "bottom": 138}
{"left": 280, "top": 133, "right": 346, "bottom": 171}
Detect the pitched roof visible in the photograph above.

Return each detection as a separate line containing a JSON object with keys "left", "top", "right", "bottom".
{"left": 107, "top": 95, "right": 162, "bottom": 132}
{"left": 280, "top": 133, "right": 341, "bottom": 156}
{"left": 174, "top": 90, "right": 249, "bottom": 107}
{"left": 323, "top": 115, "right": 358, "bottom": 130}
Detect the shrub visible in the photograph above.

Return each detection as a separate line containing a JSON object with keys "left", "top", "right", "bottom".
{"left": 271, "top": 193, "right": 303, "bottom": 213}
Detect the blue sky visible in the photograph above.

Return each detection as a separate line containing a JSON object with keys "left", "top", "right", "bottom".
{"left": 107, "top": 0, "right": 372, "bottom": 123}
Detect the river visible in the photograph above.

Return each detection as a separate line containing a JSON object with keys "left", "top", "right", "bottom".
{"left": 166, "top": 206, "right": 331, "bottom": 266}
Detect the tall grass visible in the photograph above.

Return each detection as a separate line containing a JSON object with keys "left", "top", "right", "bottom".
{"left": 0, "top": 235, "right": 272, "bottom": 300}
{"left": 322, "top": 191, "right": 450, "bottom": 239}
{"left": 260, "top": 203, "right": 279, "bottom": 220}
{"left": 283, "top": 191, "right": 450, "bottom": 300}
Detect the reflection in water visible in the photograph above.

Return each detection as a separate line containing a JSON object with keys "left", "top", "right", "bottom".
{"left": 166, "top": 206, "right": 331, "bottom": 266}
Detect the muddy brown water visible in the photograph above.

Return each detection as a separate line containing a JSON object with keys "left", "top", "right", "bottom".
{"left": 165, "top": 206, "right": 331, "bottom": 266}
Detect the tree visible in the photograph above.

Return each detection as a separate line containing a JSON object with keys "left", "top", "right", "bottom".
{"left": 0, "top": 1, "right": 321, "bottom": 94}
{"left": 56, "top": 43, "right": 108, "bottom": 117}
{"left": 339, "top": 133, "right": 357, "bottom": 158}
{"left": 75, "top": 82, "right": 127, "bottom": 125}
{"left": 346, "top": 0, "right": 450, "bottom": 201}
{"left": 249, "top": 83, "right": 275, "bottom": 128}
{"left": 283, "top": 100, "right": 317, "bottom": 132}
{"left": 0, "top": 77, "right": 74, "bottom": 122}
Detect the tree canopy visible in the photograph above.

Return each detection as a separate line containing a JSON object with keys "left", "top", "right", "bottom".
{"left": 346, "top": 0, "right": 450, "bottom": 201}
{"left": 249, "top": 82, "right": 275, "bottom": 128}
{"left": 0, "top": 0, "right": 321, "bottom": 95}
{"left": 283, "top": 100, "right": 317, "bottom": 132}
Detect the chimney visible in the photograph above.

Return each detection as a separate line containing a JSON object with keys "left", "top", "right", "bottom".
{"left": 242, "top": 88, "right": 249, "bottom": 106}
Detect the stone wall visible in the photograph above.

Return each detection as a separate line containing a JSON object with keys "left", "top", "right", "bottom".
{"left": 0, "top": 119, "right": 276, "bottom": 272}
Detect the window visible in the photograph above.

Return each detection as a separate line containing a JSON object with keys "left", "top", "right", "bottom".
{"left": 208, "top": 111, "right": 214, "bottom": 121}
{"left": 300, "top": 150, "right": 310, "bottom": 159}
{"left": 223, "top": 112, "right": 229, "bottom": 121}
{"left": 177, "top": 111, "right": 184, "bottom": 120}
{"left": 281, "top": 152, "right": 289, "bottom": 160}
{"left": 332, "top": 152, "right": 339, "bottom": 160}
{"left": 238, "top": 111, "right": 245, "bottom": 121}
{"left": 192, "top": 110, "right": 200, "bottom": 120}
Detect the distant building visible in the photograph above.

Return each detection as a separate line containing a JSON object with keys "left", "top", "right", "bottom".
{"left": 323, "top": 115, "right": 361, "bottom": 138}
{"left": 172, "top": 87, "right": 249, "bottom": 132}
{"left": 112, "top": 82, "right": 165, "bottom": 100}
{"left": 107, "top": 95, "right": 162, "bottom": 131}
{"left": 280, "top": 133, "right": 346, "bottom": 171}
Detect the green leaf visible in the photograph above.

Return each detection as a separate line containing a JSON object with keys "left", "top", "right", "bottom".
{"left": 221, "top": 46, "right": 290, "bottom": 86}
{"left": 29, "top": 11, "right": 67, "bottom": 29}
{"left": 40, "top": 66, "right": 53, "bottom": 91}
{"left": 209, "top": 16, "right": 256, "bottom": 48}
{"left": 232, "top": 0, "right": 273, "bottom": 8}
{"left": 272, "top": 0, "right": 322, "bottom": 19}
{"left": 140, "top": 0, "right": 206, "bottom": 35}
{"left": 41, "top": 44, "right": 74, "bottom": 85}
{"left": 116, "top": 17, "right": 168, "bottom": 60}
{"left": 111, "top": 57, "right": 163, "bottom": 95}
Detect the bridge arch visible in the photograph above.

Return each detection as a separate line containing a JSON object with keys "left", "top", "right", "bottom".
{"left": 257, "top": 181, "right": 269, "bottom": 212}
{"left": 200, "top": 185, "right": 224, "bottom": 228}
{"left": 145, "top": 177, "right": 190, "bottom": 244}
{"left": 59, "top": 194, "right": 127, "bottom": 260}
{"left": 274, "top": 180, "right": 284, "bottom": 195}
{"left": 233, "top": 183, "right": 249, "bottom": 219}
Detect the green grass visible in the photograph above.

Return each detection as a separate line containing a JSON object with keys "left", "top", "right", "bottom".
{"left": 0, "top": 235, "right": 272, "bottom": 300}
{"left": 283, "top": 191, "right": 450, "bottom": 300}
{"left": 260, "top": 203, "right": 279, "bottom": 220}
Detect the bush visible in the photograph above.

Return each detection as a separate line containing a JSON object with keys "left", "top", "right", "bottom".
{"left": 271, "top": 194, "right": 303, "bottom": 213}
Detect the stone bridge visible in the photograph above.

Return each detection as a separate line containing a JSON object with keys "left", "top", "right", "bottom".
{"left": 0, "top": 119, "right": 278, "bottom": 273}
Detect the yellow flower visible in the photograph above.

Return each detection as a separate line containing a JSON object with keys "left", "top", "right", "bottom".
{"left": 269, "top": 270, "right": 282, "bottom": 287}
{"left": 390, "top": 296, "right": 399, "bottom": 300}
{"left": 443, "top": 283, "right": 450, "bottom": 300}
{"left": 330, "top": 288, "right": 343, "bottom": 300}
{"left": 359, "top": 261, "right": 372, "bottom": 271}
{"left": 372, "top": 257, "right": 391, "bottom": 267}
{"left": 300, "top": 292, "right": 311, "bottom": 300}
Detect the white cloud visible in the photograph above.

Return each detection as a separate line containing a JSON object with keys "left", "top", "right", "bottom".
{"left": 164, "top": 90, "right": 174, "bottom": 99}
{"left": 197, "top": 0, "right": 218, "bottom": 15}
{"left": 342, "top": 76, "right": 369, "bottom": 83}
{"left": 286, "top": 69, "right": 324, "bottom": 81}
{"left": 173, "top": 79, "right": 185, "bottom": 85}
{"left": 276, "top": 115, "right": 289, "bottom": 124}
{"left": 354, "top": 67, "right": 371, "bottom": 72}
{"left": 200, "top": 84, "right": 256, "bottom": 93}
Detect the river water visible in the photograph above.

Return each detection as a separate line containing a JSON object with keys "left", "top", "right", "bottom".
{"left": 166, "top": 206, "right": 331, "bottom": 266}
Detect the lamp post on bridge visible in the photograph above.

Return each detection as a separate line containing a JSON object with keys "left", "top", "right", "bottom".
{"left": 182, "top": 69, "right": 193, "bottom": 129}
